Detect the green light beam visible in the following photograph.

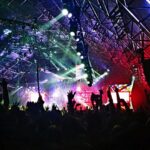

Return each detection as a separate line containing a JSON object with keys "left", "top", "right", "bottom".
{"left": 61, "top": 67, "right": 77, "bottom": 77}
{"left": 10, "top": 86, "right": 23, "bottom": 96}
{"left": 50, "top": 38, "right": 80, "bottom": 62}
{"left": 52, "top": 57, "right": 68, "bottom": 70}
{"left": 40, "top": 13, "right": 63, "bottom": 30}
{"left": 50, "top": 60, "right": 60, "bottom": 70}
{"left": 94, "top": 70, "right": 100, "bottom": 76}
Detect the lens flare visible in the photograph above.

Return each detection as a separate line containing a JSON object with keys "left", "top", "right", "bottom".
{"left": 62, "top": 9, "right": 69, "bottom": 16}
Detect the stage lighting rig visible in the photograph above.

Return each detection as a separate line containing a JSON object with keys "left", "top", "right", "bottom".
{"left": 78, "top": 43, "right": 93, "bottom": 86}
{"left": 77, "top": 40, "right": 84, "bottom": 55}
{"left": 62, "top": 0, "right": 80, "bottom": 18}
{"left": 85, "top": 66, "right": 93, "bottom": 87}
{"left": 62, "top": 0, "right": 81, "bottom": 37}
{"left": 69, "top": 18, "right": 78, "bottom": 37}
{"left": 62, "top": 0, "right": 74, "bottom": 17}
{"left": 62, "top": 0, "right": 93, "bottom": 86}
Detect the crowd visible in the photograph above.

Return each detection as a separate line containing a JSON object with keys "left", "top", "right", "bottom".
{"left": 0, "top": 79, "right": 150, "bottom": 150}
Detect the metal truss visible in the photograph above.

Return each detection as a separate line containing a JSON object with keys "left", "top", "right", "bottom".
{"left": 0, "top": 1, "right": 74, "bottom": 84}
{"left": 80, "top": 0, "right": 150, "bottom": 59}
{"left": 0, "top": 0, "right": 150, "bottom": 88}
{"left": 75, "top": 0, "right": 150, "bottom": 87}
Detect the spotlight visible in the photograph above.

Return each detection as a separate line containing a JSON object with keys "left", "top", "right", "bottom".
{"left": 70, "top": 31, "right": 75, "bottom": 37}
{"left": 80, "top": 56, "right": 84, "bottom": 59}
{"left": 62, "top": 8, "right": 69, "bottom": 16}
{"left": 76, "top": 37, "right": 80, "bottom": 42}
{"left": 87, "top": 81, "right": 90, "bottom": 84}
{"left": 93, "top": 82, "right": 96, "bottom": 85}
{"left": 80, "top": 64, "right": 85, "bottom": 68}
{"left": 132, "top": 75, "right": 135, "bottom": 80}
{"left": 77, "top": 52, "right": 81, "bottom": 56}
{"left": 147, "top": 0, "right": 150, "bottom": 4}
{"left": 105, "top": 72, "right": 108, "bottom": 75}
{"left": 83, "top": 74, "right": 88, "bottom": 79}
{"left": 87, "top": 78, "right": 93, "bottom": 87}
{"left": 68, "top": 13, "right": 72, "bottom": 18}
{"left": 70, "top": 19, "right": 78, "bottom": 37}
{"left": 107, "top": 69, "right": 110, "bottom": 72}
{"left": 3, "top": 29, "right": 12, "bottom": 35}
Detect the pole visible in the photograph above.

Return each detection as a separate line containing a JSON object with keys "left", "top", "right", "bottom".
{"left": 36, "top": 61, "right": 40, "bottom": 96}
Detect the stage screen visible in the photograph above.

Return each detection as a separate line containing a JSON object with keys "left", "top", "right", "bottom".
{"left": 111, "top": 84, "right": 131, "bottom": 103}
{"left": 111, "top": 92, "right": 130, "bottom": 103}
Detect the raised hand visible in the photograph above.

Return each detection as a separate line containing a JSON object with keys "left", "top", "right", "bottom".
{"left": 115, "top": 86, "right": 119, "bottom": 93}
{"left": 67, "top": 90, "right": 76, "bottom": 101}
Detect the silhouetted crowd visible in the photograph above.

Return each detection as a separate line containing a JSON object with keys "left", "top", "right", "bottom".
{"left": 0, "top": 79, "right": 150, "bottom": 150}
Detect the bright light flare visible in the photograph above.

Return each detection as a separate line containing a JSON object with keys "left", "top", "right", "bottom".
{"left": 77, "top": 52, "right": 81, "bottom": 56}
{"left": 3, "top": 29, "right": 12, "bottom": 35}
{"left": 87, "top": 81, "right": 90, "bottom": 84}
{"left": 83, "top": 74, "right": 88, "bottom": 79}
{"left": 107, "top": 69, "right": 110, "bottom": 72}
{"left": 80, "top": 63, "right": 85, "bottom": 68}
{"left": 80, "top": 56, "right": 84, "bottom": 59}
{"left": 68, "top": 13, "right": 72, "bottom": 18}
{"left": 70, "top": 31, "right": 75, "bottom": 37}
{"left": 52, "top": 88, "right": 60, "bottom": 98}
{"left": 146, "top": 0, "right": 150, "bottom": 4}
{"left": 29, "top": 91, "right": 39, "bottom": 103}
{"left": 76, "top": 38, "right": 80, "bottom": 42}
{"left": 23, "top": 88, "right": 46, "bottom": 103}
{"left": 103, "top": 72, "right": 108, "bottom": 76}
{"left": 62, "top": 8, "right": 69, "bottom": 16}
